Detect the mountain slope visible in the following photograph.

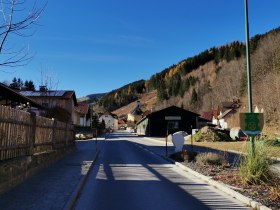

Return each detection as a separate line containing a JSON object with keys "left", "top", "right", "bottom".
{"left": 96, "top": 26, "right": 280, "bottom": 133}
{"left": 112, "top": 90, "right": 157, "bottom": 117}
{"left": 78, "top": 93, "right": 107, "bottom": 103}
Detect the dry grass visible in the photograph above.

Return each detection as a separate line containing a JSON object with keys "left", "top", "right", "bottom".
{"left": 196, "top": 152, "right": 227, "bottom": 166}
{"left": 112, "top": 90, "right": 157, "bottom": 117}
{"left": 185, "top": 140, "right": 280, "bottom": 158}
{"left": 143, "top": 135, "right": 280, "bottom": 158}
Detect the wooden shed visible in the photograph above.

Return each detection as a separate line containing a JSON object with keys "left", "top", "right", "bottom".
{"left": 136, "top": 106, "right": 199, "bottom": 137}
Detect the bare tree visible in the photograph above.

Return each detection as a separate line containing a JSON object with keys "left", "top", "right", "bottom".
{"left": 0, "top": 0, "right": 46, "bottom": 68}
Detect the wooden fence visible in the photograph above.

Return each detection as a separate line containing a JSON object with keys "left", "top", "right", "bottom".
{"left": 0, "top": 105, "right": 75, "bottom": 161}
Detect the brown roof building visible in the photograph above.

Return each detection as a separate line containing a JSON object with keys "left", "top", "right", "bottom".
{"left": 20, "top": 88, "right": 78, "bottom": 123}
{"left": 0, "top": 82, "right": 43, "bottom": 110}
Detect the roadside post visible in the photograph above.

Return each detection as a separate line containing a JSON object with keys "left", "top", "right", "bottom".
{"left": 166, "top": 124, "right": 169, "bottom": 157}
{"left": 92, "top": 128, "right": 98, "bottom": 152}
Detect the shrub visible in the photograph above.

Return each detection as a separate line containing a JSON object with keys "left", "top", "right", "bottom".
{"left": 196, "top": 152, "right": 227, "bottom": 166}
{"left": 239, "top": 140, "right": 273, "bottom": 184}
{"left": 192, "top": 126, "right": 232, "bottom": 142}
{"left": 269, "top": 185, "right": 280, "bottom": 201}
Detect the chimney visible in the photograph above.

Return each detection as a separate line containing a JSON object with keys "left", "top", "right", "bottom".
{"left": 39, "top": 86, "right": 47, "bottom": 92}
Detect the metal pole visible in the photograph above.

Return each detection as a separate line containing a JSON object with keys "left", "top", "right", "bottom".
{"left": 90, "top": 104, "right": 93, "bottom": 128}
{"left": 165, "top": 122, "right": 169, "bottom": 157}
{"left": 244, "top": 0, "right": 254, "bottom": 156}
{"left": 166, "top": 128, "right": 168, "bottom": 157}
{"left": 191, "top": 125, "right": 193, "bottom": 153}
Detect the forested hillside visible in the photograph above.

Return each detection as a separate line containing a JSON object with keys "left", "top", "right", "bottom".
{"left": 98, "top": 26, "right": 280, "bottom": 130}
{"left": 98, "top": 80, "right": 146, "bottom": 111}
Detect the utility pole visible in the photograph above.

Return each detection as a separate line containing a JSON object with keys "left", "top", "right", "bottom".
{"left": 90, "top": 103, "right": 93, "bottom": 128}
{"left": 244, "top": 0, "right": 254, "bottom": 156}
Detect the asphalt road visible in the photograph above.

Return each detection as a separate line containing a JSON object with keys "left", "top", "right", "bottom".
{"left": 74, "top": 131, "right": 251, "bottom": 210}
{"left": 0, "top": 140, "right": 98, "bottom": 210}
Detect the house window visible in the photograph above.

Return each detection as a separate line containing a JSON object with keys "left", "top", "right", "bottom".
{"left": 167, "top": 121, "right": 179, "bottom": 129}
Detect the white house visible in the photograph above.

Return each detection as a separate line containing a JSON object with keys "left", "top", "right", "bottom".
{"left": 99, "top": 111, "right": 118, "bottom": 131}
{"left": 212, "top": 110, "right": 228, "bottom": 129}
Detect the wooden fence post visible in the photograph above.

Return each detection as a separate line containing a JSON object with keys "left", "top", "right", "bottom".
{"left": 29, "top": 112, "right": 36, "bottom": 156}
{"left": 52, "top": 119, "right": 57, "bottom": 150}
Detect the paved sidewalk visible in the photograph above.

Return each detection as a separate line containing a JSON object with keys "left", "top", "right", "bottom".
{"left": 0, "top": 139, "right": 101, "bottom": 210}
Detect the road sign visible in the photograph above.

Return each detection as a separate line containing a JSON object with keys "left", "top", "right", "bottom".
{"left": 239, "top": 113, "right": 264, "bottom": 137}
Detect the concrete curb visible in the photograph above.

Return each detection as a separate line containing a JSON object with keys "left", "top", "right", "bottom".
{"left": 143, "top": 136, "right": 277, "bottom": 209}
{"left": 162, "top": 155, "right": 272, "bottom": 210}
{"left": 63, "top": 149, "right": 100, "bottom": 210}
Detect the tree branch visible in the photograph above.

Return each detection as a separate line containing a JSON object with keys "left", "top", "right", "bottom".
{"left": 0, "top": 0, "right": 47, "bottom": 68}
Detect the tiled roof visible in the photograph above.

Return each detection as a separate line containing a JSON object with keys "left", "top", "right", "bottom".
{"left": 75, "top": 104, "right": 89, "bottom": 114}
{"left": 219, "top": 109, "right": 235, "bottom": 119}
{"left": 142, "top": 110, "right": 152, "bottom": 117}
{"left": 202, "top": 112, "right": 213, "bottom": 121}
{"left": 118, "top": 119, "right": 127, "bottom": 124}
{"left": 130, "top": 107, "right": 143, "bottom": 116}
{"left": 102, "top": 111, "right": 118, "bottom": 118}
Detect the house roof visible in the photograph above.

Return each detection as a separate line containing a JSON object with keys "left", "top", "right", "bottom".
{"left": 75, "top": 104, "right": 89, "bottom": 114}
{"left": 202, "top": 112, "right": 213, "bottom": 121}
{"left": 0, "top": 83, "right": 44, "bottom": 109}
{"left": 221, "top": 101, "right": 240, "bottom": 109}
{"left": 219, "top": 109, "right": 235, "bottom": 119}
{"left": 137, "top": 105, "right": 200, "bottom": 125}
{"left": 118, "top": 119, "right": 127, "bottom": 124}
{"left": 198, "top": 116, "right": 212, "bottom": 122}
{"left": 213, "top": 108, "right": 220, "bottom": 119}
{"left": 20, "top": 90, "right": 78, "bottom": 106}
{"left": 102, "top": 111, "right": 118, "bottom": 118}
{"left": 142, "top": 110, "right": 152, "bottom": 117}
{"left": 130, "top": 107, "right": 143, "bottom": 116}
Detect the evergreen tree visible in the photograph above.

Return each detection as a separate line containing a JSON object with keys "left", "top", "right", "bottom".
{"left": 24, "top": 80, "right": 35, "bottom": 91}
{"left": 9, "top": 77, "right": 23, "bottom": 90}
{"left": 190, "top": 89, "right": 198, "bottom": 105}
{"left": 157, "top": 80, "right": 168, "bottom": 101}
{"left": 91, "top": 113, "right": 99, "bottom": 129}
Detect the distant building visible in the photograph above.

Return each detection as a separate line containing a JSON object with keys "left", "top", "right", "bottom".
{"left": 127, "top": 100, "right": 143, "bottom": 123}
{"left": 99, "top": 111, "right": 118, "bottom": 131}
{"left": 118, "top": 118, "right": 127, "bottom": 130}
{"left": 212, "top": 99, "right": 242, "bottom": 129}
{"left": 136, "top": 106, "right": 199, "bottom": 137}
{"left": 74, "top": 103, "right": 90, "bottom": 126}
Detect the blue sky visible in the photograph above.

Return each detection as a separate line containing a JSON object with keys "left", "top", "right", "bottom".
{"left": 1, "top": 0, "right": 280, "bottom": 98}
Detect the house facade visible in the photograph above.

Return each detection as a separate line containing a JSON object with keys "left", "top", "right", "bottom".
{"left": 99, "top": 112, "right": 118, "bottom": 131}
{"left": 127, "top": 100, "right": 143, "bottom": 123}
{"left": 74, "top": 104, "right": 90, "bottom": 126}
{"left": 118, "top": 118, "right": 127, "bottom": 130}
{"left": 20, "top": 86, "right": 78, "bottom": 123}
{"left": 212, "top": 100, "right": 242, "bottom": 129}
{"left": 136, "top": 106, "right": 199, "bottom": 137}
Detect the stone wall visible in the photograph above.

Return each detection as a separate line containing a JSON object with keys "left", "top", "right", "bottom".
{"left": 0, "top": 146, "right": 75, "bottom": 195}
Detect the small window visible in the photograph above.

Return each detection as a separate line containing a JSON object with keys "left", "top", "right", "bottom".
{"left": 167, "top": 121, "right": 179, "bottom": 129}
